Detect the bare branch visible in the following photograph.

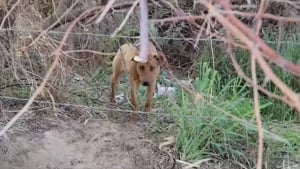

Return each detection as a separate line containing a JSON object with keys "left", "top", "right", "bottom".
{"left": 24, "top": 0, "right": 81, "bottom": 49}
{"left": 95, "top": 0, "right": 117, "bottom": 24}
{"left": 0, "top": 6, "right": 105, "bottom": 136}
{"left": 253, "top": 0, "right": 267, "bottom": 35}
{"left": 111, "top": 0, "right": 139, "bottom": 37}
{"left": 133, "top": 0, "right": 149, "bottom": 63}
{"left": 0, "top": 0, "right": 21, "bottom": 28}
{"left": 251, "top": 47, "right": 263, "bottom": 169}
{"left": 217, "top": 1, "right": 300, "bottom": 77}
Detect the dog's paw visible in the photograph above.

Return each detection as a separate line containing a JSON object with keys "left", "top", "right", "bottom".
{"left": 144, "top": 106, "right": 152, "bottom": 112}
{"left": 110, "top": 97, "right": 116, "bottom": 104}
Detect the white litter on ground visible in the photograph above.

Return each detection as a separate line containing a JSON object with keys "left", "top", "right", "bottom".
{"left": 154, "top": 83, "right": 176, "bottom": 99}
{"left": 115, "top": 93, "right": 126, "bottom": 105}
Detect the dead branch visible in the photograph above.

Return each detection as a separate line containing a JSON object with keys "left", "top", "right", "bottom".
{"left": 86, "top": 2, "right": 135, "bottom": 23}
{"left": 111, "top": 0, "right": 139, "bottom": 37}
{"left": 25, "top": 0, "right": 81, "bottom": 49}
{"left": 151, "top": 12, "right": 300, "bottom": 25}
{"left": 252, "top": 2, "right": 267, "bottom": 167}
{"left": 251, "top": 47, "right": 263, "bottom": 169}
{"left": 216, "top": 0, "right": 300, "bottom": 77}
{"left": 0, "top": 6, "right": 105, "bottom": 136}
{"left": 226, "top": 35, "right": 294, "bottom": 109}
{"left": 95, "top": 0, "right": 116, "bottom": 24}
{"left": 0, "top": 0, "right": 20, "bottom": 29}
{"left": 199, "top": 0, "right": 300, "bottom": 118}
{"left": 42, "top": 0, "right": 108, "bottom": 31}
{"left": 221, "top": 11, "right": 300, "bottom": 23}
{"left": 137, "top": 0, "right": 150, "bottom": 63}
{"left": 93, "top": 0, "right": 150, "bottom": 63}
{"left": 22, "top": 1, "right": 135, "bottom": 52}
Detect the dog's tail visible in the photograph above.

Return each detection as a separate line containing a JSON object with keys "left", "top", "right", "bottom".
{"left": 104, "top": 59, "right": 113, "bottom": 66}
{"left": 103, "top": 55, "right": 114, "bottom": 66}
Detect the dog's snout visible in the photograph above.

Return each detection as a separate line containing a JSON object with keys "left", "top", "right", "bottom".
{"left": 142, "top": 81, "right": 150, "bottom": 86}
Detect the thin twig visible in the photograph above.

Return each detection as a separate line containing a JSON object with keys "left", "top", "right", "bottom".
{"left": 201, "top": 0, "right": 300, "bottom": 116}
{"left": 151, "top": 12, "right": 300, "bottom": 25}
{"left": 221, "top": 11, "right": 300, "bottom": 23}
{"left": 87, "top": 2, "right": 134, "bottom": 24}
{"left": 226, "top": 33, "right": 294, "bottom": 109}
{"left": 183, "top": 158, "right": 211, "bottom": 169}
{"left": 251, "top": 47, "right": 263, "bottom": 169}
{"left": 95, "top": 0, "right": 117, "bottom": 24}
{"left": 0, "top": 95, "right": 289, "bottom": 143}
{"left": 216, "top": 0, "right": 300, "bottom": 77}
{"left": 2, "top": 28, "right": 300, "bottom": 44}
{"left": 253, "top": 2, "right": 266, "bottom": 168}
{"left": 22, "top": 0, "right": 81, "bottom": 50}
{"left": 0, "top": 0, "right": 21, "bottom": 28}
{"left": 62, "top": 50, "right": 116, "bottom": 56}
{"left": 253, "top": 0, "right": 267, "bottom": 35}
{"left": 111, "top": 0, "right": 139, "bottom": 37}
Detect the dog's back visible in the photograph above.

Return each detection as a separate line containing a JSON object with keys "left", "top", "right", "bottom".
{"left": 112, "top": 42, "right": 158, "bottom": 73}
{"left": 112, "top": 43, "right": 138, "bottom": 73}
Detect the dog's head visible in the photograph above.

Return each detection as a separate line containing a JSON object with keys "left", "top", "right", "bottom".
{"left": 132, "top": 52, "right": 167, "bottom": 86}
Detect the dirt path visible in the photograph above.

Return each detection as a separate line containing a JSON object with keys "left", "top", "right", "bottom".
{"left": 0, "top": 110, "right": 176, "bottom": 169}
{"left": 0, "top": 100, "right": 247, "bottom": 169}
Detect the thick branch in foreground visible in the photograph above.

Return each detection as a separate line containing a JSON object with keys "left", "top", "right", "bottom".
{"left": 215, "top": 0, "right": 300, "bottom": 78}
{"left": 136, "top": 0, "right": 149, "bottom": 63}
{"left": 200, "top": 0, "right": 300, "bottom": 117}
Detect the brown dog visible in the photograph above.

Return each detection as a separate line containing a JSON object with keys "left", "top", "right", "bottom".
{"left": 110, "top": 42, "right": 167, "bottom": 112}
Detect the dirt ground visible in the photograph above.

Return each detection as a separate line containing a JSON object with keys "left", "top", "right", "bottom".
{"left": 2, "top": 122, "right": 154, "bottom": 169}
{"left": 0, "top": 99, "right": 245, "bottom": 169}
{"left": 0, "top": 98, "right": 181, "bottom": 169}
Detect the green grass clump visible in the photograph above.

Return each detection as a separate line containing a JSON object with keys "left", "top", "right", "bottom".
{"left": 156, "top": 33, "right": 300, "bottom": 167}
{"left": 165, "top": 61, "right": 260, "bottom": 165}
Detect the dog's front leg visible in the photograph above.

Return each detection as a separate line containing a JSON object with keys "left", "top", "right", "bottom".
{"left": 144, "top": 83, "right": 156, "bottom": 112}
{"left": 110, "top": 72, "right": 121, "bottom": 103}
{"left": 130, "top": 80, "right": 139, "bottom": 111}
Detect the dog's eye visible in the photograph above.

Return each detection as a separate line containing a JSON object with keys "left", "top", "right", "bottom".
{"left": 155, "top": 57, "right": 159, "bottom": 62}
{"left": 139, "top": 65, "right": 145, "bottom": 71}
{"left": 154, "top": 55, "right": 160, "bottom": 62}
{"left": 150, "top": 66, "right": 154, "bottom": 71}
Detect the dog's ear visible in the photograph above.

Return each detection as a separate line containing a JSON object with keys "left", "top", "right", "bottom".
{"left": 132, "top": 56, "right": 148, "bottom": 63}
{"left": 131, "top": 57, "right": 136, "bottom": 62}
{"left": 131, "top": 56, "right": 140, "bottom": 62}
{"left": 153, "top": 52, "right": 168, "bottom": 67}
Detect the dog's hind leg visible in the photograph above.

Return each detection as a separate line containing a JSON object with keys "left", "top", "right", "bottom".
{"left": 110, "top": 72, "right": 120, "bottom": 103}
{"left": 110, "top": 59, "right": 123, "bottom": 103}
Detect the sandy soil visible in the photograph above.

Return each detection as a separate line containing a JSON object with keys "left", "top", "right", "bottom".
{"left": 0, "top": 105, "right": 178, "bottom": 169}
{"left": 0, "top": 99, "right": 252, "bottom": 169}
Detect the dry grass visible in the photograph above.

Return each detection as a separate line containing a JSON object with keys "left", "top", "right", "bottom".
{"left": 1, "top": 0, "right": 300, "bottom": 169}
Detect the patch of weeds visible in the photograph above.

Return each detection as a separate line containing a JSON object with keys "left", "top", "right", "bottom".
{"left": 1, "top": 85, "right": 32, "bottom": 99}
{"left": 92, "top": 67, "right": 110, "bottom": 82}
{"left": 265, "top": 125, "right": 300, "bottom": 167}
{"left": 157, "top": 54, "right": 299, "bottom": 168}
{"left": 260, "top": 32, "right": 300, "bottom": 121}
{"left": 166, "top": 61, "right": 258, "bottom": 166}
